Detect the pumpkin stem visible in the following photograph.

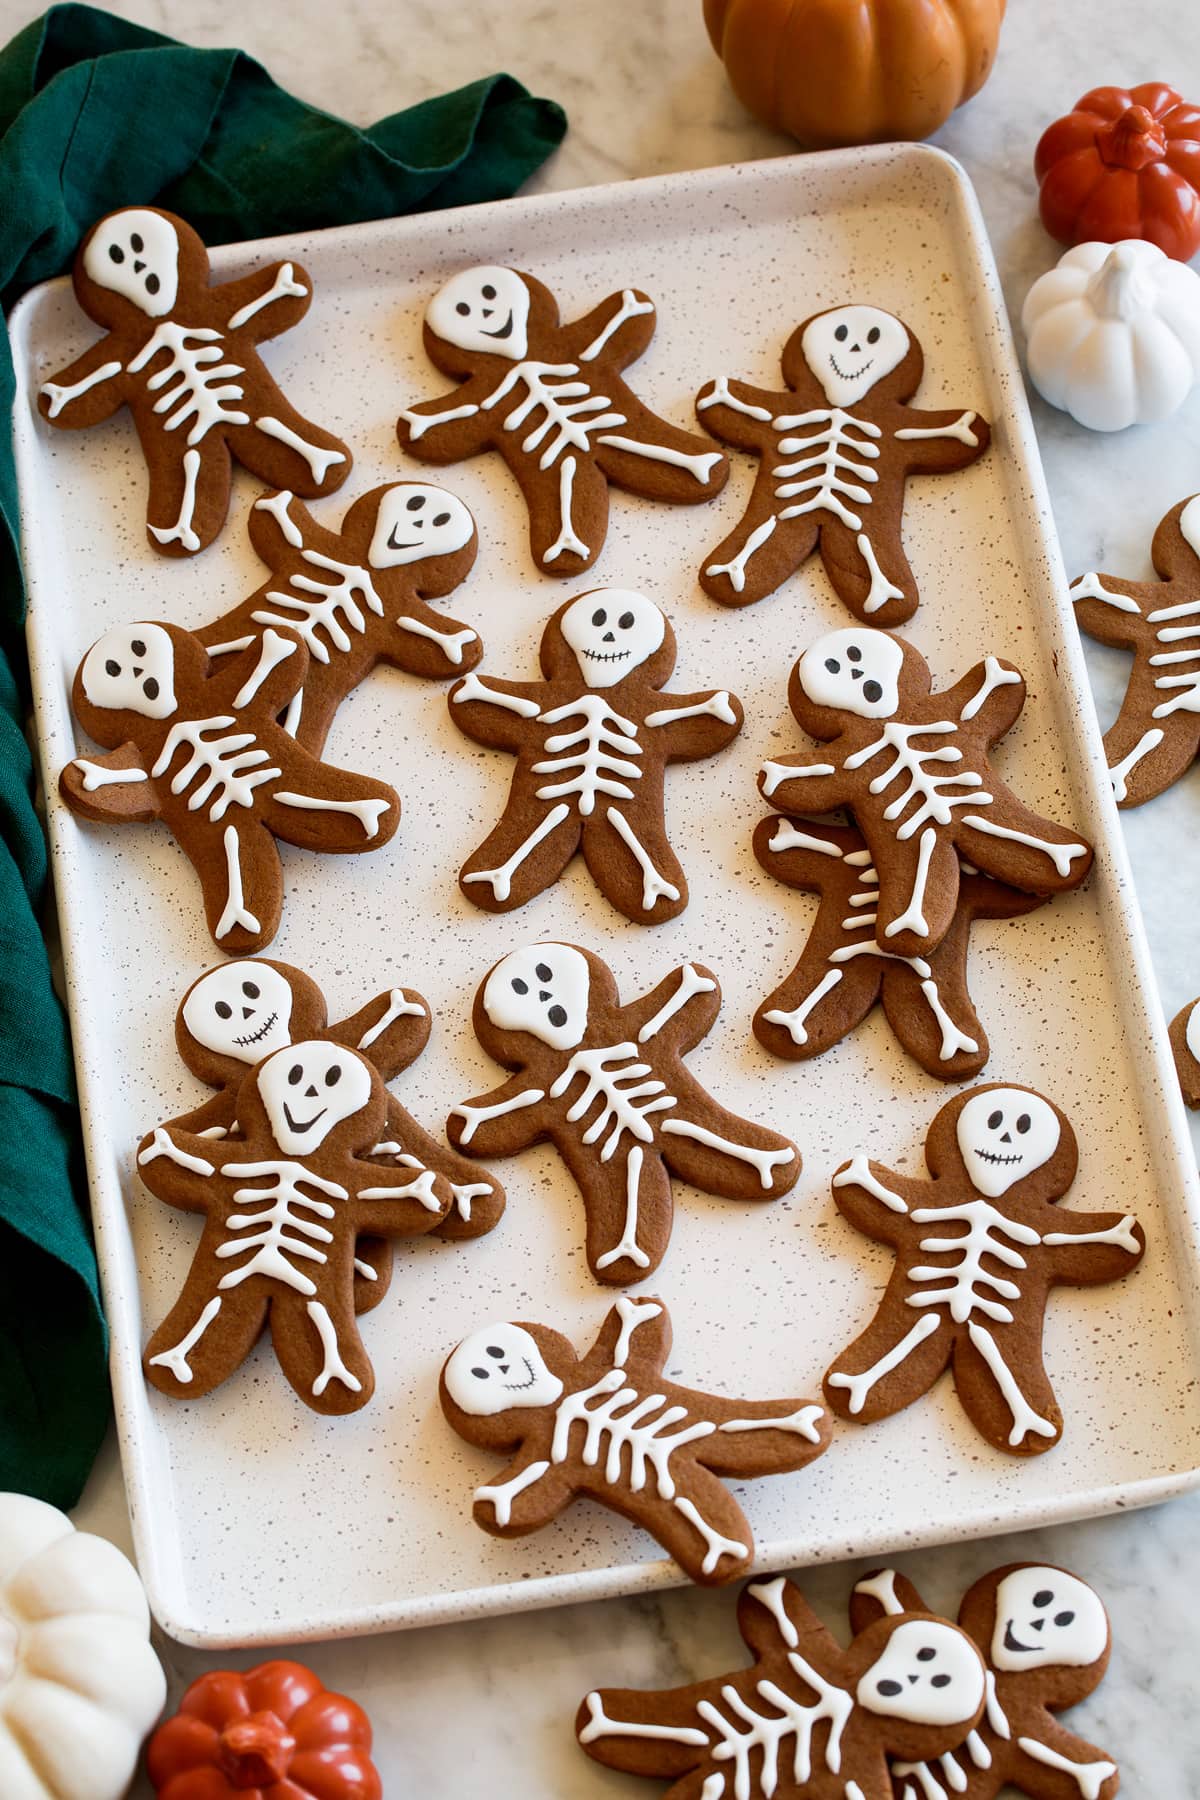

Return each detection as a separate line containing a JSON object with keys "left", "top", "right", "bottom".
{"left": 1085, "top": 244, "right": 1159, "bottom": 321}
{"left": 1096, "top": 104, "right": 1166, "bottom": 171}
{"left": 218, "top": 1710, "right": 296, "bottom": 1788}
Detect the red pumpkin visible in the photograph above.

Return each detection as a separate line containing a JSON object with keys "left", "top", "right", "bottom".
{"left": 145, "top": 1660, "right": 381, "bottom": 1800}
{"left": 1036, "top": 83, "right": 1200, "bottom": 261}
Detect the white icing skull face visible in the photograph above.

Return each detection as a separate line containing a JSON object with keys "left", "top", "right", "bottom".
{"left": 798, "top": 628, "right": 902, "bottom": 718}
{"left": 368, "top": 485, "right": 474, "bottom": 569}
{"left": 560, "top": 590, "right": 666, "bottom": 688}
{"left": 991, "top": 1568, "right": 1108, "bottom": 1673}
{"left": 857, "top": 1621, "right": 985, "bottom": 1727}
{"left": 183, "top": 963, "right": 294, "bottom": 1063}
{"left": 83, "top": 209, "right": 179, "bottom": 317}
{"left": 258, "top": 1040, "right": 371, "bottom": 1155}
{"left": 444, "top": 1323, "right": 563, "bottom": 1415}
{"left": 483, "top": 944, "right": 590, "bottom": 1051}
{"left": 801, "top": 306, "right": 909, "bottom": 407}
{"left": 81, "top": 623, "right": 176, "bottom": 719}
{"left": 427, "top": 266, "right": 530, "bottom": 360}
{"left": 956, "top": 1089, "right": 1060, "bottom": 1197}
{"left": 1186, "top": 998, "right": 1200, "bottom": 1069}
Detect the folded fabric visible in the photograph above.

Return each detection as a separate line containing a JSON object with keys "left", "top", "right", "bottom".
{"left": 0, "top": 1, "right": 565, "bottom": 1509}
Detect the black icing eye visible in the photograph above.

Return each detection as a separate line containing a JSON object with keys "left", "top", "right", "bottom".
{"left": 988, "top": 1110, "right": 1003, "bottom": 1130}
{"left": 108, "top": 245, "right": 125, "bottom": 265}
{"left": 1054, "top": 1611, "right": 1075, "bottom": 1627}
{"left": 1033, "top": 1589, "right": 1054, "bottom": 1608}
{"left": 325, "top": 1065, "right": 342, "bottom": 1087}
{"left": 917, "top": 1647, "right": 936, "bottom": 1662}
{"left": 863, "top": 680, "right": 882, "bottom": 703}
{"left": 868, "top": 326, "right": 881, "bottom": 344}
{"left": 487, "top": 1344, "right": 505, "bottom": 1358}
{"left": 130, "top": 233, "right": 144, "bottom": 253}
{"left": 131, "top": 638, "right": 146, "bottom": 657}
{"left": 215, "top": 1001, "right": 232, "bottom": 1020}
{"left": 847, "top": 645, "right": 862, "bottom": 663}
{"left": 243, "top": 981, "right": 260, "bottom": 1000}
{"left": 548, "top": 1005, "right": 567, "bottom": 1028}
{"left": 455, "top": 301, "right": 470, "bottom": 316}
{"left": 835, "top": 323, "right": 849, "bottom": 342}
{"left": 470, "top": 1366, "right": 489, "bottom": 1379}
{"left": 618, "top": 611, "right": 635, "bottom": 630}
{"left": 877, "top": 1680, "right": 902, "bottom": 1697}
{"left": 535, "top": 963, "right": 553, "bottom": 982}
{"left": 406, "top": 494, "right": 425, "bottom": 512}
{"left": 145, "top": 274, "right": 160, "bottom": 296}
{"left": 1017, "top": 1114, "right": 1031, "bottom": 1134}
{"left": 592, "top": 608, "right": 607, "bottom": 627}
{"left": 105, "top": 658, "right": 121, "bottom": 677}
{"left": 287, "top": 1064, "right": 303, "bottom": 1086}
{"left": 511, "top": 977, "right": 528, "bottom": 995}
{"left": 824, "top": 657, "right": 840, "bottom": 674}
{"left": 482, "top": 283, "right": 497, "bottom": 300}
{"left": 932, "top": 1675, "right": 951, "bottom": 1689}
{"left": 433, "top": 511, "right": 451, "bottom": 527}
{"left": 143, "top": 678, "right": 159, "bottom": 701}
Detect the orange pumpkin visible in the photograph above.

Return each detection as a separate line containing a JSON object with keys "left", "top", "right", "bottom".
{"left": 703, "top": 0, "right": 1007, "bottom": 149}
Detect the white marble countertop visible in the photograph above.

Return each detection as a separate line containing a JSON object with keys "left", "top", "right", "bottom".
{"left": 12, "top": 0, "right": 1200, "bottom": 1791}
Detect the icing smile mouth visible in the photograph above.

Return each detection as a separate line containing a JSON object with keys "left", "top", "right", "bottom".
{"left": 1003, "top": 1622, "right": 1037, "bottom": 1654}
{"left": 232, "top": 1011, "right": 279, "bottom": 1049}
{"left": 481, "top": 311, "right": 514, "bottom": 341}
{"left": 504, "top": 1357, "right": 538, "bottom": 1393}
{"left": 386, "top": 529, "right": 424, "bottom": 551}
{"left": 584, "top": 648, "right": 633, "bottom": 663}
{"left": 830, "top": 353, "right": 874, "bottom": 381}
{"left": 976, "top": 1149, "right": 1023, "bottom": 1166}
{"left": 283, "top": 1102, "right": 326, "bottom": 1135}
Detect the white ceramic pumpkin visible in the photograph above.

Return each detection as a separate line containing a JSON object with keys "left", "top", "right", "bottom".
{"left": 1022, "top": 238, "right": 1200, "bottom": 431}
{"left": 0, "top": 1493, "right": 165, "bottom": 1799}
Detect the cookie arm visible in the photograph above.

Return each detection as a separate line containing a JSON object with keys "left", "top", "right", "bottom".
{"left": 1040, "top": 1206, "right": 1146, "bottom": 1283}
{"left": 830, "top": 1156, "right": 920, "bottom": 1245}
{"left": 59, "top": 747, "right": 161, "bottom": 823}
{"left": 246, "top": 488, "right": 323, "bottom": 573}
{"left": 641, "top": 687, "right": 744, "bottom": 760}
{"left": 696, "top": 1393, "right": 830, "bottom": 1477}
{"left": 758, "top": 751, "right": 852, "bottom": 815}
{"left": 588, "top": 1295, "right": 672, "bottom": 1372}
{"left": 352, "top": 1159, "right": 452, "bottom": 1235}
{"left": 695, "top": 375, "right": 782, "bottom": 451}
{"left": 217, "top": 260, "right": 312, "bottom": 341}
{"left": 448, "top": 670, "right": 548, "bottom": 748}
{"left": 329, "top": 987, "right": 431, "bottom": 1082}
{"left": 472, "top": 1446, "right": 573, "bottom": 1536}
{"left": 396, "top": 375, "right": 496, "bottom": 462}
{"left": 39, "top": 340, "right": 128, "bottom": 429}
{"left": 846, "top": 1567, "right": 931, "bottom": 1632}
{"left": 892, "top": 403, "right": 991, "bottom": 471}
{"left": 576, "top": 1681, "right": 713, "bottom": 1782}
{"left": 563, "top": 287, "right": 657, "bottom": 366}
{"left": 447, "top": 1077, "right": 548, "bottom": 1158}
{"left": 134, "top": 1125, "right": 219, "bottom": 1212}
{"left": 1071, "top": 571, "right": 1156, "bottom": 651}
{"left": 1010, "top": 1717, "right": 1120, "bottom": 1800}
{"left": 211, "top": 625, "right": 308, "bottom": 717}
{"left": 623, "top": 962, "right": 721, "bottom": 1056}
{"left": 938, "top": 654, "right": 1026, "bottom": 741}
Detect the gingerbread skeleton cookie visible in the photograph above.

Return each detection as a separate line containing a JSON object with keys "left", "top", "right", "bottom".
{"left": 1072, "top": 494, "right": 1200, "bottom": 806}
{"left": 59, "top": 622, "right": 400, "bottom": 951}
{"left": 448, "top": 945, "right": 800, "bottom": 1283}
{"left": 753, "top": 817, "right": 1047, "bottom": 1080}
{"left": 165, "top": 960, "right": 504, "bottom": 1264}
{"left": 441, "top": 1296, "right": 830, "bottom": 1584}
{"left": 38, "top": 207, "right": 349, "bottom": 558}
{"left": 823, "top": 1085, "right": 1145, "bottom": 1456}
{"left": 200, "top": 483, "right": 479, "bottom": 751}
{"left": 696, "top": 306, "right": 990, "bottom": 624}
{"left": 759, "top": 629, "right": 1093, "bottom": 959}
{"left": 577, "top": 1573, "right": 988, "bottom": 1797}
{"left": 140, "top": 1041, "right": 451, "bottom": 1413}
{"left": 396, "top": 267, "right": 727, "bottom": 574}
{"left": 850, "top": 1564, "right": 1119, "bottom": 1800}
{"left": 449, "top": 590, "right": 742, "bottom": 922}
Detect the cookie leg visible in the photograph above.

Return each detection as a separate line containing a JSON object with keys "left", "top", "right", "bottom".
{"left": 818, "top": 516, "right": 918, "bottom": 628}
{"left": 701, "top": 507, "right": 821, "bottom": 607}
{"left": 754, "top": 945, "right": 883, "bottom": 1060}
{"left": 824, "top": 1309, "right": 954, "bottom": 1424}
{"left": 188, "top": 815, "right": 284, "bottom": 954}
{"left": 1103, "top": 708, "right": 1200, "bottom": 807}
{"left": 144, "top": 1275, "right": 268, "bottom": 1400}
{"left": 144, "top": 438, "right": 232, "bottom": 559}
{"left": 270, "top": 1291, "right": 375, "bottom": 1415}
{"left": 653, "top": 1473, "right": 753, "bottom": 1585}
{"left": 582, "top": 805, "right": 686, "bottom": 923}
{"left": 459, "top": 801, "right": 581, "bottom": 911}
{"left": 870, "top": 826, "right": 960, "bottom": 957}
{"left": 351, "top": 1236, "right": 393, "bottom": 1312}
{"left": 232, "top": 402, "right": 349, "bottom": 498}
{"left": 879, "top": 959, "right": 986, "bottom": 1081}
{"left": 527, "top": 452, "right": 608, "bottom": 575}
{"left": 952, "top": 1320, "right": 1062, "bottom": 1455}
{"left": 577, "top": 1144, "right": 674, "bottom": 1285}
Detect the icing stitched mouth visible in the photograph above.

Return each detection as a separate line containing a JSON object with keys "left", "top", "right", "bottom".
{"left": 830, "top": 353, "right": 874, "bottom": 382}
{"left": 1003, "top": 1622, "right": 1037, "bottom": 1654}
{"left": 504, "top": 1356, "right": 538, "bottom": 1393}
{"left": 975, "top": 1149, "right": 1023, "bottom": 1166}
{"left": 283, "top": 1101, "right": 326, "bottom": 1135}
{"left": 481, "top": 311, "right": 514, "bottom": 341}
{"left": 232, "top": 1010, "right": 279, "bottom": 1050}
{"left": 583, "top": 647, "right": 633, "bottom": 663}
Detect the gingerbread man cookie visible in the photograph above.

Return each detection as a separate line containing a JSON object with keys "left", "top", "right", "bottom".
{"left": 441, "top": 1296, "right": 830, "bottom": 1585}
{"left": 823, "top": 1085, "right": 1145, "bottom": 1456}
{"left": 577, "top": 1572, "right": 988, "bottom": 1797}
{"left": 1169, "top": 994, "right": 1200, "bottom": 1107}
{"left": 448, "top": 944, "right": 800, "bottom": 1283}
{"left": 140, "top": 1041, "right": 452, "bottom": 1413}
{"left": 1072, "top": 494, "right": 1200, "bottom": 806}
{"left": 696, "top": 306, "right": 990, "bottom": 624}
{"left": 449, "top": 589, "right": 743, "bottom": 922}
{"left": 759, "top": 629, "right": 1093, "bottom": 960}
{"left": 752, "top": 816, "right": 1047, "bottom": 1080}
{"left": 38, "top": 207, "right": 349, "bottom": 558}
{"left": 59, "top": 622, "right": 400, "bottom": 951}
{"left": 850, "top": 1564, "right": 1119, "bottom": 1800}
{"left": 200, "top": 483, "right": 480, "bottom": 751}
{"left": 168, "top": 960, "right": 505, "bottom": 1264}
{"left": 396, "top": 267, "right": 727, "bottom": 574}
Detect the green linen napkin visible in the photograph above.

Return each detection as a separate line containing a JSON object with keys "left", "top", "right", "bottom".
{"left": 0, "top": 2, "right": 565, "bottom": 1509}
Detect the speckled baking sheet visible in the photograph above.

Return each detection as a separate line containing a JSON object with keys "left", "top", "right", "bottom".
{"left": 12, "top": 146, "right": 1200, "bottom": 1648}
